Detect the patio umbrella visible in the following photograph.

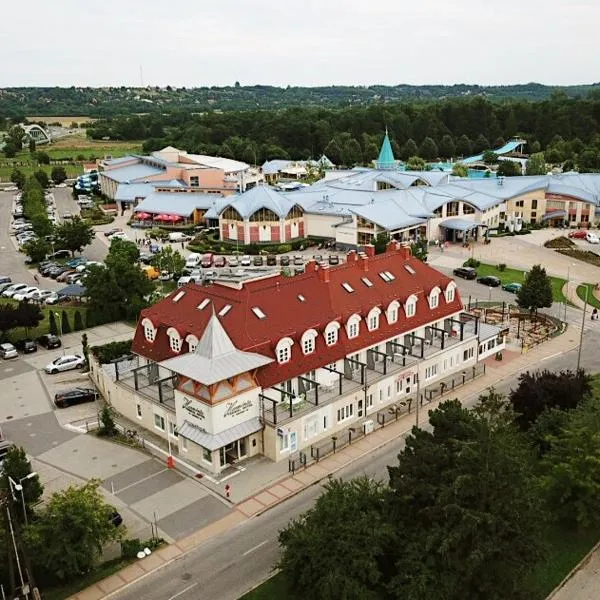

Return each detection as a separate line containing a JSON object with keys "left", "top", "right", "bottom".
{"left": 165, "top": 214, "right": 182, "bottom": 222}
{"left": 154, "top": 214, "right": 170, "bottom": 221}
{"left": 134, "top": 212, "right": 150, "bottom": 220}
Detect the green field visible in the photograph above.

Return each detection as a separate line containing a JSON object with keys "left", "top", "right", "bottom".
{"left": 43, "top": 142, "right": 142, "bottom": 160}
{"left": 576, "top": 283, "right": 600, "bottom": 309}
{"left": 0, "top": 163, "right": 82, "bottom": 182}
{"left": 474, "top": 262, "right": 568, "bottom": 304}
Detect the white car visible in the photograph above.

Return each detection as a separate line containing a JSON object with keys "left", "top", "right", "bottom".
{"left": 12, "top": 287, "right": 39, "bottom": 301}
{"left": 109, "top": 232, "right": 129, "bottom": 241}
{"left": 240, "top": 255, "right": 251, "bottom": 266}
{"left": 76, "top": 260, "right": 102, "bottom": 273}
{"left": 0, "top": 343, "right": 18, "bottom": 359}
{"left": 44, "top": 293, "right": 60, "bottom": 305}
{"left": 31, "top": 290, "right": 54, "bottom": 302}
{"left": 3, "top": 284, "right": 28, "bottom": 297}
{"left": 44, "top": 354, "right": 85, "bottom": 374}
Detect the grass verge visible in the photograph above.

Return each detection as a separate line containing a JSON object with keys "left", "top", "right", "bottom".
{"left": 238, "top": 572, "right": 292, "bottom": 600}
{"left": 576, "top": 283, "right": 600, "bottom": 309}
{"left": 475, "top": 262, "right": 568, "bottom": 304}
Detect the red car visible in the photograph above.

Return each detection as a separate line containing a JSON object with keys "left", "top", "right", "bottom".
{"left": 568, "top": 230, "right": 587, "bottom": 239}
{"left": 213, "top": 256, "right": 227, "bottom": 268}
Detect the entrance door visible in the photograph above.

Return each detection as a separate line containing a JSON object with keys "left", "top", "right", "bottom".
{"left": 238, "top": 437, "right": 247, "bottom": 459}
{"left": 291, "top": 221, "right": 299, "bottom": 238}
{"left": 289, "top": 432, "right": 298, "bottom": 452}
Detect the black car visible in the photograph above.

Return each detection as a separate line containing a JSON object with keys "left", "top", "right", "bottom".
{"left": 15, "top": 339, "right": 37, "bottom": 353}
{"left": 266, "top": 255, "right": 277, "bottom": 266}
{"left": 54, "top": 387, "right": 98, "bottom": 408}
{"left": 253, "top": 256, "right": 264, "bottom": 266}
{"left": 37, "top": 334, "right": 62, "bottom": 349}
{"left": 328, "top": 255, "right": 340, "bottom": 265}
{"left": 280, "top": 256, "right": 290, "bottom": 266}
{"left": 453, "top": 267, "right": 477, "bottom": 280}
{"left": 477, "top": 276, "right": 501, "bottom": 287}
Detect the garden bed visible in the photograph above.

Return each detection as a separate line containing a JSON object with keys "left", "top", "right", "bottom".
{"left": 557, "top": 248, "right": 600, "bottom": 268}
{"left": 544, "top": 236, "right": 575, "bottom": 249}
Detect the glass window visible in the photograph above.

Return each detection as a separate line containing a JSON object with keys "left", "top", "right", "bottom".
{"left": 136, "top": 403, "right": 142, "bottom": 418}
{"left": 446, "top": 287, "right": 455, "bottom": 303}
{"left": 430, "top": 294, "right": 439, "bottom": 309}
{"left": 154, "top": 414, "right": 165, "bottom": 431}
{"left": 406, "top": 301, "right": 416, "bottom": 317}
{"left": 326, "top": 328, "right": 337, "bottom": 345}
{"left": 169, "top": 334, "right": 181, "bottom": 353}
{"left": 303, "top": 336, "right": 315, "bottom": 354}
{"left": 169, "top": 421, "right": 178, "bottom": 437}
{"left": 348, "top": 321, "right": 359, "bottom": 339}
{"left": 369, "top": 315, "right": 379, "bottom": 330}
{"left": 277, "top": 345, "right": 291, "bottom": 363}
{"left": 144, "top": 325, "right": 155, "bottom": 342}
{"left": 202, "top": 446, "right": 212, "bottom": 462}
{"left": 190, "top": 176, "right": 199, "bottom": 188}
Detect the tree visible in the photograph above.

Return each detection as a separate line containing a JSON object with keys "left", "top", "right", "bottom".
{"left": 473, "top": 133, "right": 490, "bottom": 153}
{"left": 406, "top": 155, "right": 426, "bottom": 171}
{"left": 341, "top": 138, "right": 362, "bottom": 166}
{"left": 373, "top": 232, "right": 390, "bottom": 255}
{"left": 0, "top": 304, "right": 19, "bottom": 339}
{"left": 517, "top": 264, "right": 552, "bottom": 315}
{"left": 526, "top": 152, "right": 547, "bottom": 175}
{"left": 24, "top": 481, "right": 122, "bottom": 581}
{"left": 33, "top": 169, "right": 49, "bottom": 189}
{"left": 418, "top": 136, "right": 438, "bottom": 160}
{"left": 31, "top": 214, "right": 54, "bottom": 238}
{"left": 278, "top": 477, "right": 393, "bottom": 600}
{"left": 48, "top": 310, "right": 58, "bottom": 335}
{"left": 451, "top": 163, "right": 468, "bottom": 177}
{"left": 6, "top": 125, "right": 25, "bottom": 151}
{"left": 509, "top": 369, "right": 591, "bottom": 430}
{"left": 0, "top": 446, "right": 44, "bottom": 522}
{"left": 61, "top": 310, "right": 71, "bottom": 334}
{"left": 152, "top": 246, "right": 185, "bottom": 276}
{"left": 98, "top": 407, "right": 117, "bottom": 437}
{"left": 10, "top": 168, "right": 26, "bottom": 189}
{"left": 438, "top": 134, "right": 456, "bottom": 159}
{"left": 399, "top": 138, "right": 418, "bottom": 161}
{"left": 28, "top": 138, "right": 36, "bottom": 153}
{"left": 410, "top": 238, "right": 428, "bottom": 262}
{"left": 482, "top": 150, "right": 498, "bottom": 164}
{"left": 73, "top": 310, "right": 83, "bottom": 331}
{"left": 23, "top": 238, "right": 50, "bottom": 263}
{"left": 497, "top": 160, "right": 522, "bottom": 176}
{"left": 81, "top": 332, "right": 90, "bottom": 370}
{"left": 530, "top": 140, "right": 541, "bottom": 154}
{"left": 3, "top": 141, "right": 17, "bottom": 158}
{"left": 14, "top": 301, "right": 43, "bottom": 334}
{"left": 51, "top": 166, "right": 68, "bottom": 184}
{"left": 387, "top": 393, "right": 543, "bottom": 600}
{"left": 55, "top": 217, "right": 95, "bottom": 256}
{"left": 323, "top": 139, "right": 342, "bottom": 165}
{"left": 36, "top": 151, "right": 50, "bottom": 165}
{"left": 455, "top": 134, "right": 473, "bottom": 157}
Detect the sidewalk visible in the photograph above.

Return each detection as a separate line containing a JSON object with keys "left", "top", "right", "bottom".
{"left": 69, "top": 329, "right": 579, "bottom": 600}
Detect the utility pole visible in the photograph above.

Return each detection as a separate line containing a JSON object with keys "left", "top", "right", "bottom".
{"left": 415, "top": 373, "right": 420, "bottom": 427}
{"left": 576, "top": 285, "right": 589, "bottom": 371}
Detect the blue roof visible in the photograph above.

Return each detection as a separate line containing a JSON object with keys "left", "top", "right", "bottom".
{"left": 440, "top": 219, "right": 482, "bottom": 231}
{"left": 376, "top": 131, "right": 396, "bottom": 170}
{"left": 115, "top": 180, "right": 184, "bottom": 202}
{"left": 101, "top": 163, "right": 165, "bottom": 183}
{"left": 135, "top": 191, "right": 217, "bottom": 217}
{"left": 220, "top": 185, "right": 297, "bottom": 219}
{"left": 103, "top": 155, "right": 137, "bottom": 167}
{"left": 262, "top": 160, "right": 292, "bottom": 175}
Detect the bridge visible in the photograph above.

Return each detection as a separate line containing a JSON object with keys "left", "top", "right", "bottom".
{"left": 22, "top": 123, "right": 52, "bottom": 145}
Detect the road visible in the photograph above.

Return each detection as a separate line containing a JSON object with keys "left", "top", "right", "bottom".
{"left": 110, "top": 329, "right": 600, "bottom": 600}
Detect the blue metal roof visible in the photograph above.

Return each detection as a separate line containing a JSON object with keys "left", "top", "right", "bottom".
{"left": 135, "top": 192, "right": 217, "bottom": 217}
{"left": 220, "top": 185, "right": 297, "bottom": 219}
{"left": 439, "top": 219, "right": 482, "bottom": 231}
{"left": 101, "top": 163, "right": 165, "bottom": 183}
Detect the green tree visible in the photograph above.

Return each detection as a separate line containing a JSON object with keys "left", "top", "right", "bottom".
{"left": 24, "top": 481, "right": 123, "bottom": 581}
{"left": 61, "top": 310, "right": 71, "bottom": 334}
{"left": 451, "top": 163, "right": 468, "bottom": 177}
{"left": 341, "top": 138, "right": 362, "bottom": 166}
{"left": 373, "top": 232, "right": 390, "bottom": 254}
{"left": 278, "top": 477, "right": 392, "bottom": 600}
{"left": 473, "top": 133, "right": 490, "bottom": 153}
{"left": 81, "top": 332, "right": 90, "bottom": 370}
{"left": 73, "top": 310, "right": 84, "bottom": 331}
{"left": 509, "top": 369, "right": 591, "bottom": 430}
{"left": 482, "top": 150, "right": 499, "bottom": 164}
{"left": 98, "top": 407, "right": 117, "bottom": 437}
{"left": 323, "top": 139, "right": 342, "bottom": 165}
{"left": 48, "top": 310, "right": 58, "bottom": 335}
{"left": 3, "top": 141, "right": 17, "bottom": 158}
{"left": 438, "top": 134, "right": 456, "bottom": 158}
{"left": 33, "top": 169, "right": 49, "bottom": 189}
{"left": 0, "top": 304, "right": 19, "bottom": 339}
{"left": 517, "top": 264, "right": 553, "bottom": 316}
{"left": 15, "top": 301, "right": 43, "bottom": 335}
{"left": 399, "top": 138, "right": 418, "bottom": 161}
{"left": 28, "top": 138, "right": 36, "bottom": 153}
{"left": 152, "top": 246, "right": 185, "bottom": 276}
{"left": 36, "top": 151, "right": 50, "bottom": 165}
{"left": 410, "top": 238, "right": 428, "bottom": 262}
{"left": 526, "top": 152, "right": 547, "bottom": 175}
{"left": 497, "top": 160, "right": 522, "bottom": 176}
{"left": 55, "top": 217, "right": 95, "bottom": 256}
{"left": 31, "top": 214, "right": 54, "bottom": 238}
{"left": 23, "top": 238, "right": 50, "bottom": 263}
{"left": 387, "top": 393, "right": 543, "bottom": 600}
{"left": 7, "top": 124, "right": 25, "bottom": 150}
{"left": 406, "top": 155, "right": 426, "bottom": 170}
{"left": 455, "top": 134, "right": 473, "bottom": 157}
{"left": 50, "top": 166, "right": 68, "bottom": 183}
{"left": 418, "top": 136, "right": 438, "bottom": 160}
{"left": 10, "top": 168, "right": 26, "bottom": 189}
{"left": 0, "top": 446, "right": 44, "bottom": 522}
{"left": 530, "top": 140, "right": 542, "bottom": 154}
{"left": 545, "top": 148, "right": 563, "bottom": 164}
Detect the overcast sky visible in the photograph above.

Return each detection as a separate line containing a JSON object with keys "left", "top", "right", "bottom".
{"left": 2, "top": 0, "right": 597, "bottom": 87}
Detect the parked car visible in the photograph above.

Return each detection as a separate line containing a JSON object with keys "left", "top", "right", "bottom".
{"left": 453, "top": 267, "right": 477, "bottom": 280}
{"left": 0, "top": 283, "right": 14, "bottom": 294}
{"left": 66, "top": 257, "right": 87, "bottom": 268}
{"left": 141, "top": 266, "right": 160, "bottom": 280}
{"left": 3, "top": 283, "right": 28, "bottom": 297}
{"left": 31, "top": 290, "right": 55, "bottom": 303}
{"left": 586, "top": 232, "right": 600, "bottom": 244}
{"left": 158, "top": 271, "right": 172, "bottom": 281}
{"left": 213, "top": 256, "right": 227, "bottom": 268}
{"left": 62, "top": 212, "right": 73, "bottom": 220}
{"left": 104, "top": 228, "right": 122, "bottom": 238}
{"left": 477, "top": 275, "right": 501, "bottom": 287}
{"left": 44, "top": 354, "right": 85, "bottom": 374}
{"left": 313, "top": 254, "right": 323, "bottom": 263}
{"left": 37, "top": 334, "right": 61, "bottom": 349}
{"left": 138, "top": 252, "right": 154, "bottom": 265}
{"left": 568, "top": 230, "right": 587, "bottom": 239}
{"left": 240, "top": 255, "right": 251, "bottom": 267}
{"left": 253, "top": 256, "right": 264, "bottom": 266}
{"left": 266, "top": 255, "right": 277, "bottom": 266}
{"left": 44, "top": 293, "right": 60, "bottom": 305}
{"left": 47, "top": 249, "right": 71, "bottom": 260}
{"left": 15, "top": 339, "right": 37, "bottom": 353}
{"left": 0, "top": 276, "right": 12, "bottom": 285}
{"left": 502, "top": 282, "right": 522, "bottom": 294}
{"left": 328, "top": 255, "right": 340, "bottom": 265}
{"left": 12, "top": 287, "right": 39, "bottom": 301}
{"left": 54, "top": 387, "right": 98, "bottom": 408}
{"left": 228, "top": 257, "right": 239, "bottom": 267}
{"left": 56, "top": 270, "right": 76, "bottom": 283}
{"left": 0, "top": 343, "right": 18, "bottom": 359}
{"left": 280, "top": 256, "right": 290, "bottom": 266}
{"left": 293, "top": 255, "right": 304, "bottom": 266}
{"left": 168, "top": 232, "right": 190, "bottom": 242}
{"left": 109, "top": 232, "right": 129, "bottom": 241}
{"left": 201, "top": 253, "right": 214, "bottom": 268}
{"left": 49, "top": 266, "right": 70, "bottom": 279}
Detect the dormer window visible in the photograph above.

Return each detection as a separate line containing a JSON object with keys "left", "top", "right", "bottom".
{"left": 141, "top": 318, "right": 156, "bottom": 342}
{"left": 446, "top": 282, "right": 456, "bottom": 303}
{"left": 386, "top": 300, "right": 400, "bottom": 324}
{"left": 186, "top": 334, "right": 199, "bottom": 353}
{"left": 429, "top": 286, "right": 441, "bottom": 310}
{"left": 301, "top": 329, "right": 318, "bottom": 355}
{"left": 167, "top": 327, "right": 182, "bottom": 353}
{"left": 324, "top": 321, "right": 340, "bottom": 346}
{"left": 405, "top": 295, "right": 417, "bottom": 318}
{"left": 275, "top": 337, "right": 294, "bottom": 364}
{"left": 346, "top": 314, "right": 361, "bottom": 339}
{"left": 367, "top": 307, "right": 381, "bottom": 332}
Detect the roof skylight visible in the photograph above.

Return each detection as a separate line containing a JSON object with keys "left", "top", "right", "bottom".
{"left": 219, "top": 305, "right": 232, "bottom": 316}
{"left": 384, "top": 271, "right": 396, "bottom": 280}
{"left": 404, "top": 265, "right": 416, "bottom": 275}
{"left": 298, "top": 294, "right": 306, "bottom": 302}
{"left": 197, "top": 298, "right": 210, "bottom": 310}
{"left": 361, "top": 277, "right": 373, "bottom": 287}
{"left": 342, "top": 282, "right": 355, "bottom": 293}
{"left": 173, "top": 291, "right": 185, "bottom": 303}
{"left": 379, "top": 272, "right": 391, "bottom": 282}
{"left": 252, "top": 306, "right": 267, "bottom": 319}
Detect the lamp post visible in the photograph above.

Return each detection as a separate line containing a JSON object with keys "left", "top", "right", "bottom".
{"left": 8, "top": 473, "right": 37, "bottom": 526}
{"left": 54, "top": 311, "right": 63, "bottom": 353}
{"left": 576, "top": 284, "right": 589, "bottom": 371}
{"left": 564, "top": 262, "right": 575, "bottom": 323}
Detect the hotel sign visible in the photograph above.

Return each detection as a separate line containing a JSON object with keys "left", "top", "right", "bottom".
{"left": 182, "top": 398, "right": 206, "bottom": 421}
{"left": 224, "top": 398, "right": 253, "bottom": 419}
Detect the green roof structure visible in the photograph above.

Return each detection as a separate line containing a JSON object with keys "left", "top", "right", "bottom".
{"left": 376, "top": 129, "right": 396, "bottom": 170}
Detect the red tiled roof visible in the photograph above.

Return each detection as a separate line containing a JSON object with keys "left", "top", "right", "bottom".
{"left": 132, "top": 243, "right": 463, "bottom": 388}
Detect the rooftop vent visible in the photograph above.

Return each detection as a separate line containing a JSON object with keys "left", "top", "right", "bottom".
{"left": 219, "top": 304, "right": 232, "bottom": 316}
{"left": 197, "top": 298, "right": 210, "bottom": 310}
{"left": 173, "top": 291, "right": 185, "bottom": 303}
{"left": 361, "top": 277, "right": 373, "bottom": 287}
{"left": 342, "top": 282, "right": 355, "bottom": 293}
{"left": 298, "top": 294, "right": 306, "bottom": 302}
{"left": 252, "top": 306, "right": 267, "bottom": 319}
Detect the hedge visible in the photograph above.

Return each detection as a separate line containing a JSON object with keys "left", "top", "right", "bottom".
{"left": 91, "top": 340, "right": 133, "bottom": 364}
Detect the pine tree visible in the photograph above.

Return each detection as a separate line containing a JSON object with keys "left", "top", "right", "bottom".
{"left": 73, "top": 310, "right": 83, "bottom": 331}
{"left": 61, "top": 310, "right": 71, "bottom": 334}
{"left": 48, "top": 311, "right": 58, "bottom": 335}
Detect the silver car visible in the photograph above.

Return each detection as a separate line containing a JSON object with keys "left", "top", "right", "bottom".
{"left": 0, "top": 343, "right": 18, "bottom": 359}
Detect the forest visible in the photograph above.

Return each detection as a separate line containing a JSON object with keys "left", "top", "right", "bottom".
{"left": 82, "top": 92, "right": 600, "bottom": 170}
{"left": 0, "top": 82, "right": 599, "bottom": 117}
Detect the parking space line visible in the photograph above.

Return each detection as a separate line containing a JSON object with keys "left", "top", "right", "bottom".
{"left": 111, "top": 467, "right": 170, "bottom": 495}
{"left": 167, "top": 583, "right": 198, "bottom": 600}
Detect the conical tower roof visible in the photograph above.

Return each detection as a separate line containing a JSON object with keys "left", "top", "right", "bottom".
{"left": 376, "top": 130, "right": 396, "bottom": 170}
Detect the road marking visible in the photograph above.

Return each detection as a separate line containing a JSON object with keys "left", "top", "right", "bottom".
{"left": 540, "top": 351, "right": 563, "bottom": 362}
{"left": 112, "top": 468, "right": 169, "bottom": 494}
{"left": 167, "top": 582, "right": 198, "bottom": 600}
{"left": 242, "top": 540, "right": 269, "bottom": 556}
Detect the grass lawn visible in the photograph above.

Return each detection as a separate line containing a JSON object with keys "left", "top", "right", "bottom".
{"left": 41, "top": 557, "right": 136, "bottom": 600}
{"left": 576, "top": 283, "right": 600, "bottom": 309}
{"left": 45, "top": 138, "right": 143, "bottom": 160}
{"left": 238, "top": 572, "right": 292, "bottom": 600}
{"left": 0, "top": 163, "right": 82, "bottom": 182}
{"left": 476, "top": 262, "right": 568, "bottom": 304}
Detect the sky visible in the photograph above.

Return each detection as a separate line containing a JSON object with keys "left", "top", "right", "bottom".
{"left": 2, "top": 0, "right": 598, "bottom": 88}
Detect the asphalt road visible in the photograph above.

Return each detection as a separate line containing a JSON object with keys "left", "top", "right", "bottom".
{"left": 110, "top": 328, "right": 600, "bottom": 600}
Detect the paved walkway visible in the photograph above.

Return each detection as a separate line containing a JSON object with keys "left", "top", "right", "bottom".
{"left": 69, "top": 328, "right": 580, "bottom": 600}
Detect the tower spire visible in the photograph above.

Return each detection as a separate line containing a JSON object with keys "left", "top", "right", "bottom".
{"left": 376, "top": 129, "right": 396, "bottom": 170}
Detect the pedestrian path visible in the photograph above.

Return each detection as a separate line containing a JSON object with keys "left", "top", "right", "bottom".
{"left": 69, "top": 329, "right": 580, "bottom": 600}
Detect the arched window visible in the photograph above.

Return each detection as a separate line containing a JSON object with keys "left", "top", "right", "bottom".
{"left": 186, "top": 334, "right": 199, "bottom": 353}
{"left": 346, "top": 314, "right": 361, "bottom": 339}
{"left": 141, "top": 318, "right": 156, "bottom": 342}
{"left": 366, "top": 307, "right": 381, "bottom": 332}
{"left": 445, "top": 282, "right": 457, "bottom": 303}
{"left": 222, "top": 206, "right": 243, "bottom": 220}
{"left": 249, "top": 208, "right": 279, "bottom": 222}
{"left": 404, "top": 295, "right": 418, "bottom": 318}
{"left": 286, "top": 205, "right": 304, "bottom": 219}
{"left": 301, "top": 329, "right": 318, "bottom": 355}
{"left": 386, "top": 300, "right": 400, "bottom": 324}
{"left": 166, "top": 327, "right": 182, "bottom": 353}
{"left": 324, "top": 321, "right": 340, "bottom": 346}
{"left": 275, "top": 337, "right": 294, "bottom": 364}
{"left": 428, "top": 286, "right": 441, "bottom": 310}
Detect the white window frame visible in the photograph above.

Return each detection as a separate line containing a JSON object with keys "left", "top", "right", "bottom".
{"left": 201, "top": 446, "right": 212, "bottom": 463}
{"left": 445, "top": 282, "right": 457, "bottom": 304}
{"left": 154, "top": 413, "right": 165, "bottom": 431}
{"left": 275, "top": 337, "right": 294, "bottom": 364}
{"left": 366, "top": 307, "right": 381, "bottom": 332}
{"left": 404, "top": 295, "right": 418, "bottom": 318}
{"left": 425, "top": 364, "right": 438, "bottom": 380}
{"left": 141, "top": 317, "right": 156, "bottom": 342}
{"left": 166, "top": 327, "right": 182, "bottom": 353}
{"left": 346, "top": 314, "right": 361, "bottom": 339}
{"left": 169, "top": 421, "right": 178, "bottom": 438}
{"left": 324, "top": 321, "right": 340, "bottom": 346}
{"left": 300, "top": 329, "right": 318, "bottom": 355}
{"left": 336, "top": 403, "right": 354, "bottom": 423}
{"left": 428, "top": 286, "right": 441, "bottom": 310}
{"left": 386, "top": 300, "right": 400, "bottom": 324}
{"left": 186, "top": 334, "right": 199, "bottom": 353}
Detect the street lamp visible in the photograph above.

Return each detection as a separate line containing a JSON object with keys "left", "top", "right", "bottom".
{"left": 8, "top": 473, "right": 38, "bottom": 526}
{"left": 565, "top": 262, "right": 576, "bottom": 322}
{"left": 576, "top": 284, "right": 589, "bottom": 371}
{"left": 54, "top": 311, "right": 63, "bottom": 353}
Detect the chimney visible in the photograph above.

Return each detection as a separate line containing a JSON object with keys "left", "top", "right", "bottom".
{"left": 358, "top": 252, "right": 369, "bottom": 272}
{"left": 364, "top": 244, "right": 375, "bottom": 258}
{"left": 386, "top": 240, "right": 401, "bottom": 254}
{"left": 347, "top": 250, "right": 359, "bottom": 262}
{"left": 317, "top": 265, "right": 330, "bottom": 282}
{"left": 400, "top": 246, "right": 411, "bottom": 260}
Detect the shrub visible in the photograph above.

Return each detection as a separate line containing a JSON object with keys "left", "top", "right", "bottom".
{"left": 91, "top": 340, "right": 132, "bottom": 364}
{"left": 85, "top": 310, "right": 95, "bottom": 329}
{"left": 497, "top": 263, "right": 506, "bottom": 272}
{"left": 49, "top": 311, "right": 58, "bottom": 335}
{"left": 120, "top": 538, "right": 142, "bottom": 560}
{"left": 463, "top": 258, "right": 481, "bottom": 268}
{"left": 61, "top": 310, "right": 71, "bottom": 334}
{"left": 98, "top": 407, "right": 117, "bottom": 437}
{"left": 278, "top": 244, "right": 292, "bottom": 253}
{"left": 544, "top": 236, "right": 574, "bottom": 249}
